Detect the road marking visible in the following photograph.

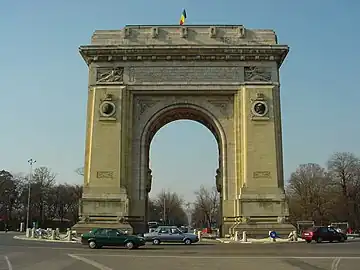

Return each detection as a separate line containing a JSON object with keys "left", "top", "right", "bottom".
{"left": 69, "top": 253, "right": 360, "bottom": 260}
{"left": 331, "top": 257, "right": 341, "bottom": 270}
{"left": 4, "top": 256, "right": 12, "bottom": 270}
{"left": 68, "top": 254, "right": 112, "bottom": 270}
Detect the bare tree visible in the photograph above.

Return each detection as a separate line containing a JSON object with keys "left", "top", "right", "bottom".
{"left": 192, "top": 185, "right": 220, "bottom": 228}
{"left": 286, "top": 163, "right": 333, "bottom": 225}
{"left": 328, "top": 152, "right": 360, "bottom": 197}
{"left": 151, "top": 190, "right": 187, "bottom": 225}
{"left": 327, "top": 152, "right": 360, "bottom": 227}
{"left": 31, "top": 167, "right": 56, "bottom": 225}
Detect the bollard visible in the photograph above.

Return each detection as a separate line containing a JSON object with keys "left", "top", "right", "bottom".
{"left": 55, "top": 228, "right": 60, "bottom": 237}
{"left": 269, "top": 230, "right": 276, "bottom": 242}
{"left": 242, "top": 231, "right": 247, "bottom": 242}
{"left": 20, "top": 222, "right": 24, "bottom": 232}
{"left": 51, "top": 230, "right": 56, "bottom": 240}
{"left": 67, "top": 229, "right": 72, "bottom": 242}
{"left": 234, "top": 231, "right": 239, "bottom": 241}
{"left": 26, "top": 228, "right": 30, "bottom": 238}
{"left": 293, "top": 230, "right": 298, "bottom": 241}
{"left": 31, "top": 228, "right": 35, "bottom": 238}
{"left": 197, "top": 231, "right": 202, "bottom": 242}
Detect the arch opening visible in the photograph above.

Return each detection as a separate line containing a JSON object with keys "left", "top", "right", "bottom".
{"left": 139, "top": 103, "right": 227, "bottom": 230}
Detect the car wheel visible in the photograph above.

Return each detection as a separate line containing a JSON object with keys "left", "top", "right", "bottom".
{"left": 316, "top": 237, "right": 322, "bottom": 243}
{"left": 153, "top": 239, "right": 160, "bottom": 245}
{"left": 339, "top": 236, "right": 345, "bottom": 242}
{"left": 306, "top": 239, "right": 312, "bottom": 243}
{"left": 88, "top": 241, "right": 97, "bottom": 249}
{"left": 125, "top": 241, "right": 134, "bottom": 250}
{"left": 184, "top": 238, "right": 192, "bottom": 245}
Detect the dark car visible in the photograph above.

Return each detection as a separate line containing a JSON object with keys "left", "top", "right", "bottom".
{"left": 302, "top": 226, "right": 347, "bottom": 243}
{"left": 81, "top": 228, "right": 146, "bottom": 249}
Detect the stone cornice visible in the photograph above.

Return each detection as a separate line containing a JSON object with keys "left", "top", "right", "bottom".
{"left": 79, "top": 45, "right": 289, "bottom": 67}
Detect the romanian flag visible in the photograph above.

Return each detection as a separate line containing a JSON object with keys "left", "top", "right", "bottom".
{"left": 179, "top": 9, "right": 187, "bottom": 25}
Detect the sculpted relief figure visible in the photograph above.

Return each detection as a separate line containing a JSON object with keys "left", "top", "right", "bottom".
{"left": 216, "top": 168, "right": 222, "bottom": 192}
{"left": 146, "top": 168, "right": 152, "bottom": 193}
{"left": 244, "top": 66, "right": 271, "bottom": 82}
{"left": 97, "top": 67, "right": 124, "bottom": 83}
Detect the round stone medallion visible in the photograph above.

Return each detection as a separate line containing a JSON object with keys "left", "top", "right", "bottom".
{"left": 251, "top": 101, "right": 268, "bottom": 117}
{"left": 100, "top": 101, "right": 116, "bottom": 117}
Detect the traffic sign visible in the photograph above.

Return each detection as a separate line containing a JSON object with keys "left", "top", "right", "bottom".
{"left": 269, "top": 231, "right": 277, "bottom": 239}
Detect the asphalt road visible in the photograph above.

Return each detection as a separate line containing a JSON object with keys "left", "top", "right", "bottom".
{"left": 1, "top": 233, "right": 360, "bottom": 270}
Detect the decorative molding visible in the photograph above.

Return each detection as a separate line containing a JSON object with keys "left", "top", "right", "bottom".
{"left": 96, "top": 67, "right": 124, "bottom": 84}
{"left": 244, "top": 66, "right": 272, "bottom": 82}
{"left": 80, "top": 46, "right": 289, "bottom": 66}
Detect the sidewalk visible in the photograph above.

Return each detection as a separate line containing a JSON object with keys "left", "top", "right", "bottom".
{"left": 216, "top": 236, "right": 360, "bottom": 244}
{"left": 216, "top": 237, "right": 305, "bottom": 244}
{"left": 13, "top": 234, "right": 80, "bottom": 244}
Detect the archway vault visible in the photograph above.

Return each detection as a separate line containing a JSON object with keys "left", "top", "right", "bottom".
{"left": 141, "top": 103, "right": 225, "bottom": 228}
{"left": 130, "top": 97, "right": 230, "bottom": 234}
{"left": 74, "top": 24, "right": 295, "bottom": 237}
{"left": 140, "top": 102, "right": 227, "bottom": 196}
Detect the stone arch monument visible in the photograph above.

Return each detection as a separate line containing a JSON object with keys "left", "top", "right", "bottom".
{"left": 73, "top": 25, "right": 295, "bottom": 237}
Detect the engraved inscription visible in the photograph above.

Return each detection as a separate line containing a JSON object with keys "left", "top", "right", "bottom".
{"left": 132, "top": 67, "right": 243, "bottom": 83}
{"left": 244, "top": 66, "right": 272, "bottom": 82}
{"left": 253, "top": 171, "right": 271, "bottom": 178}
{"left": 220, "top": 36, "right": 242, "bottom": 45}
{"left": 96, "top": 171, "right": 114, "bottom": 178}
{"left": 97, "top": 67, "right": 124, "bottom": 84}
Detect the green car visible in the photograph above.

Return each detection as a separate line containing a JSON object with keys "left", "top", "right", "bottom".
{"left": 81, "top": 228, "right": 146, "bottom": 249}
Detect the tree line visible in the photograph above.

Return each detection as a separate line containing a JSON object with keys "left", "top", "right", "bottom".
{"left": 0, "top": 167, "right": 82, "bottom": 230}
{"left": 1, "top": 151, "right": 359, "bottom": 231}
{"left": 286, "top": 152, "right": 360, "bottom": 229}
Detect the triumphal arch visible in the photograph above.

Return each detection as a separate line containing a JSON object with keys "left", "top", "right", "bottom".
{"left": 73, "top": 25, "right": 295, "bottom": 237}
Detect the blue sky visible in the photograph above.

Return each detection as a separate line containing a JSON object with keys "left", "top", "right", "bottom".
{"left": 1, "top": 0, "right": 359, "bottom": 202}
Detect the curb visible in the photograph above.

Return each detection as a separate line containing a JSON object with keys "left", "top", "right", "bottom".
{"left": 215, "top": 238, "right": 306, "bottom": 244}
{"left": 13, "top": 235, "right": 80, "bottom": 244}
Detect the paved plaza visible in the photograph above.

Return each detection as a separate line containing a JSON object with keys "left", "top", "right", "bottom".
{"left": 1, "top": 233, "right": 360, "bottom": 269}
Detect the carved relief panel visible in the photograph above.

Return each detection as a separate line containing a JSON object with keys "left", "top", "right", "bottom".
{"left": 244, "top": 66, "right": 272, "bottom": 82}
{"left": 96, "top": 67, "right": 124, "bottom": 84}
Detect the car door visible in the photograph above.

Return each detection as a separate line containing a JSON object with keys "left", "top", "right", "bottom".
{"left": 327, "top": 227, "right": 340, "bottom": 241}
{"left": 107, "top": 229, "right": 127, "bottom": 246}
{"left": 319, "top": 227, "right": 330, "bottom": 241}
{"left": 158, "top": 227, "right": 171, "bottom": 242}
{"left": 169, "top": 228, "right": 183, "bottom": 242}
{"left": 94, "top": 229, "right": 109, "bottom": 246}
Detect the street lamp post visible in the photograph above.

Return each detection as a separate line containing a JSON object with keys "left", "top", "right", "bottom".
{"left": 163, "top": 196, "right": 166, "bottom": 224}
{"left": 26, "top": 159, "right": 36, "bottom": 230}
{"left": 185, "top": 203, "right": 192, "bottom": 227}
